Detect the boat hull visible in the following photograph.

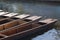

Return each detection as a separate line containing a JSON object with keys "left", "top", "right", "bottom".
{"left": 1, "top": 21, "right": 56, "bottom": 40}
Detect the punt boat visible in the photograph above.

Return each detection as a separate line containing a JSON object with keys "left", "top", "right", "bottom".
{"left": 0, "top": 16, "right": 41, "bottom": 31}
{"left": 0, "top": 18, "right": 57, "bottom": 40}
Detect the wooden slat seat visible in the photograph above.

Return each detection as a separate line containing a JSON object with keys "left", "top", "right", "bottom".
{"left": 15, "top": 14, "right": 30, "bottom": 19}
{"left": 25, "top": 16, "right": 42, "bottom": 21}
{"left": 4, "top": 13, "right": 18, "bottom": 17}
{"left": 39, "top": 18, "right": 57, "bottom": 24}
{"left": 0, "top": 12, "right": 9, "bottom": 15}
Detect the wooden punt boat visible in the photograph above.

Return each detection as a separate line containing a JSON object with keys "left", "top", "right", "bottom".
{"left": 0, "top": 18, "right": 57, "bottom": 40}
{"left": 0, "top": 16, "right": 41, "bottom": 31}
{"left": 3, "top": 13, "right": 18, "bottom": 17}
{"left": 0, "top": 12, "right": 9, "bottom": 15}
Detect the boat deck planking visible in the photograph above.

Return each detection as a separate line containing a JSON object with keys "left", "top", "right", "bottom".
{"left": 3, "top": 13, "right": 18, "bottom": 17}
{"left": 0, "top": 12, "right": 9, "bottom": 15}
{"left": 14, "top": 14, "right": 30, "bottom": 19}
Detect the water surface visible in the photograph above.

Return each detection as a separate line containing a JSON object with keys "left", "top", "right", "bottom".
{"left": 0, "top": 1, "right": 60, "bottom": 40}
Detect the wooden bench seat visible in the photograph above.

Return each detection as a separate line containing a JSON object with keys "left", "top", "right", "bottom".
{"left": 0, "top": 12, "right": 9, "bottom": 15}
{"left": 15, "top": 14, "right": 30, "bottom": 19}
{"left": 4, "top": 13, "right": 18, "bottom": 17}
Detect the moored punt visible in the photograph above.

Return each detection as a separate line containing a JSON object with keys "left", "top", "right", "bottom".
{"left": 0, "top": 18, "right": 57, "bottom": 40}
{"left": 0, "top": 16, "right": 40, "bottom": 35}
{"left": 3, "top": 13, "right": 18, "bottom": 17}
{"left": 0, "top": 16, "right": 41, "bottom": 31}
{"left": 0, "top": 12, "right": 9, "bottom": 15}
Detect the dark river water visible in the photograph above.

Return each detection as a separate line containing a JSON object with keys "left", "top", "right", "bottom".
{"left": 0, "top": 1, "right": 60, "bottom": 40}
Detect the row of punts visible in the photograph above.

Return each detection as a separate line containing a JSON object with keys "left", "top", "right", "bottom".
{"left": 0, "top": 10, "right": 57, "bottom": 40}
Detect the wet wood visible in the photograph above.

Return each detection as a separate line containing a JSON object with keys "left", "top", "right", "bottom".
{"left": 25, "top": 16, "right": 42, "bottom": 21}
{"left": 0, "top": 16, "right": 41, "bottom": 36}
{"left": 4, "top": 13, "right": 18, "bottom": 17}
{"left": 0, "top": 11, "right": 58, "bottom": 40}
{"left": 39, "top": 18, "right": 57, "bottom": 24}
{"left": 0, "top": 12, "right": 9, "bottom": 15}
{"left": 0, "top": 18, "right": 57, "bottom": 40}
{"left": 15, "top": 14, "right": 30, "bottom": 19}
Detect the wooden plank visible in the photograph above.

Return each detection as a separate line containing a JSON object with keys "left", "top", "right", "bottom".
{"left": 0, "top": 19, "right": 13, "bottom": 30}
{"left": 4, "top": 20, "right": 18, "bottom": 29}
{"left": 25, "top": 16, "right": 42, "bottom": 21}
{"left": 0, "top": 12, "right": 9, "bottom": 15}
{"left": 39, "top": 18, "right": 57, "bottom": 24}
{"left": 0, "top": 33, "right": 8, "bottom": 39}
{"left": 15, "top": 14, "right": 30, "bottom": 19}
{"left": 4, "top": 13, "right": 18, "bottom": 17}
{"left": 0, "top": 25, "right": 4, "bottom": 31}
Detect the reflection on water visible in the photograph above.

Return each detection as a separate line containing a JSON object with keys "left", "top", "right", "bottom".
{"left": 0, "top": 1, "right": 60, "bottom": 40}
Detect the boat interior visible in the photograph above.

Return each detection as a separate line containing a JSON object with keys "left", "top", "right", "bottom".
{"left": 0, "top": 18, "right": 57, "bottom": 37}
{"left": 0, "top": 16, "right": 41, "bottom": 31}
